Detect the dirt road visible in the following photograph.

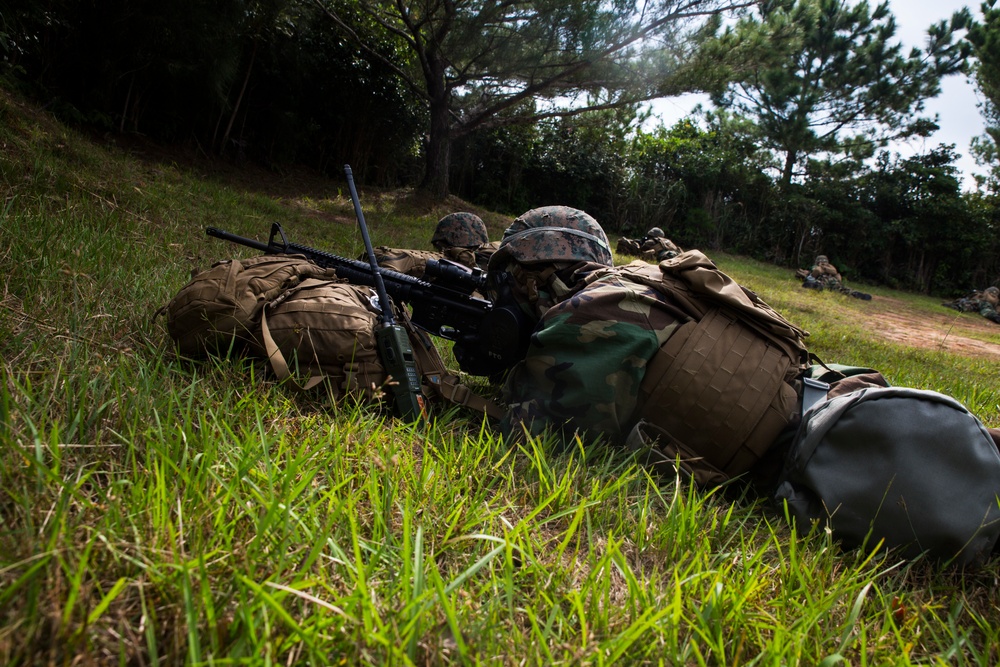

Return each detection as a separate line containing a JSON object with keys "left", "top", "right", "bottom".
{"left": 863, "top": 296, "right": 1000, "bottom": 359}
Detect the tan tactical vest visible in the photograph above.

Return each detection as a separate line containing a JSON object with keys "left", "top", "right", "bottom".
{"left": 621, "top": 252, "right": 810, "bottom": 481}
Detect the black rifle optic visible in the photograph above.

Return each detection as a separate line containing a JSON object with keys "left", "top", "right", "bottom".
{"left": 206, "top": 224, "right": 532, "bottom": 380}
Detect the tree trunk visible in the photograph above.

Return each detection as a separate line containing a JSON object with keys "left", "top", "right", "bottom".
{"left": 221, "top": 40, "right": 257, "bottom": 157}
{"left": 420, "top": 96, "right": 452, "bottom": 197}
{"left": 780, "top": 149, "right": 797, "bottom": 188}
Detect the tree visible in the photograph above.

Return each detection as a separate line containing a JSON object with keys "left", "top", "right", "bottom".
{"left": 311, "top": 0, "right": 755, "bottom": 196}
{"left": 624, "top": 111, "right": 774, "bottom": 249}
{"left": 706, "top": 0, "right": 970, "bottom": 188}
{"left": 967, "top": 0, "right": 1000, "bottom": 188}
{"left": 864, "top": 146, "right": 975, "bottom": 293}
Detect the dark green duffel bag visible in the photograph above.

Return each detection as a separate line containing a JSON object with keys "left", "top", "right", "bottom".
{"left": 775, "top": 386, "right": 1000, "bottom": 566}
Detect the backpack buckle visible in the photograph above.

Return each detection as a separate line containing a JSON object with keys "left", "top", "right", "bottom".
{"left": 801, "top": 377, "right": 831, "bottom": 415}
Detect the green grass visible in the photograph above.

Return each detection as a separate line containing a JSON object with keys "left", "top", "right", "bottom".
{"left": 3, "top": 86, "right": 1000, "bottom": 665}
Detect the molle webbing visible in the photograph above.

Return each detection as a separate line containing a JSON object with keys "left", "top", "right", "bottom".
{"left": 625, "top": 252, "right": 808, "bottom": 478}
{"left": 637, "top": 308, "right": 798, "bottom": 475}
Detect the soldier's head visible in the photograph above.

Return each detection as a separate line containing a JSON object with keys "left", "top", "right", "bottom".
{"left": 432, "top": 212, "right": 489, "bottom": 250}
{"left": 645, "top": 227, "right": 665, "bottom": 239}
{"left": 487, "top": 205, "right": 613, "bottom": 318}
{"left": 984, "top": 286, "right": 1000, "bottom": 306}
{"left": 815, "top": 255, "right": 829, "bottom": 265}
{"left": 488, "top": 206, "right": 613, "bottom": 270}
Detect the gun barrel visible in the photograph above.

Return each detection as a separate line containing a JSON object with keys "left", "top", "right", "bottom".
{"left": 206, "top": 226, "right": 272, "bottom": 253}
{"left": 205, "top": 225, "right": 491, "bottom": 335}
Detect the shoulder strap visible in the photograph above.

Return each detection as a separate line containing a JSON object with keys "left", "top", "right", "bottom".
{"left": 259, "top": 281, "right": 330, "bottom": 391}
{"left": 397, "top": 308, "right": 504, "bottom": 420}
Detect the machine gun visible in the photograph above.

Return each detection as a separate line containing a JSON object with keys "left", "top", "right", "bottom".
{"left": 206, "top": 216, "right": 532, "bottom": 382}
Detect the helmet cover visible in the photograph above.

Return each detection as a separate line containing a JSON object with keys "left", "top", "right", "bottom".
{"left": 488, "top": 205, "right": 613, "bottom": 270}
{"left": 432, "top": 212, "right": 489, "bottom": 249}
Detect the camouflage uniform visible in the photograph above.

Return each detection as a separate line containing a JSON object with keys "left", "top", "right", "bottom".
{"left": 500, "top": 265, "right": 680, "bottom": 440}
{"left": 809, "top": 255, "right": 843, "bottom": 290}
{"left": 492, "top": 207, "right": 807, "bottom": 486}
{"left": 432, "top": 212, "right": 492, "bottom": 270}
{"left": 616, "top": 227, "right": 683, "bottom": 263}
{"left": 801, "top": 255, "right": 871, "bottom": 300}
{"left": 365, "top": 212, "right": 491, "bottom": 278}
{"left": 943, "top": 286, "right": 1000, "bottom": 324}
{"left": 475, "top": 240, "right": 501, "bottom": 269}
{"left": 487, "top": 205, "right": 614, "bottom": 320}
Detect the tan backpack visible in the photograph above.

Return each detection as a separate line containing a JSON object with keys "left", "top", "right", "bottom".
{"left": 621, "top": 251, "right": 810, "bottom": 482}
{"left": 255, "top": 283, "right": 503, "bottom": 415}
{"left": 157, "top": 255, "right": 334, "bottom": 357}
{"left": 160, "top": 255, "right": 503, "bottom": 417}
{"left": 255, "top": 278, "right": 388, "bottom": 397}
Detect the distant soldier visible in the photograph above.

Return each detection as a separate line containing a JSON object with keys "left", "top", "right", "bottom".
{"left": 943, "top": 286, "right": 1000, "bottom": 324}
{"left": 798, "top": 255, "right": 871, "bottom": 301}
{"left": 367, "top": 212, "right": 492, "bottom": 279}
{"left": 430, "top": 211, "right": 494, "bottom": 270}
{"left": 616, "top": 227, "right": 683, "bottom": 263}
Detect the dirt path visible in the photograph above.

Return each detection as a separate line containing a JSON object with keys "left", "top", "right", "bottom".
{"left": 862, "top": 296, "right": 1000, "bottom": 359}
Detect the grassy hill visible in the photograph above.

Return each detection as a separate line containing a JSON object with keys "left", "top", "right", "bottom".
{"left": 3, "top": 86, "right": 1000, "bottom": 665}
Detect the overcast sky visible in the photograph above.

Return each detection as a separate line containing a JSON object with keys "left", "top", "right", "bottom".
{"left": 888, "top": 0, "right": 984, "bottom": 189}
{"left": 648, "top": 0, "right": 987, "bottom": 190}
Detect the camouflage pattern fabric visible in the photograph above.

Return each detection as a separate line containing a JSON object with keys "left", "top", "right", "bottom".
{"left": 488, "top": 206, "right": 613, "bottom": 270}
{"left": 945, "top": 296, "right": 983, "bottom": 313}
{"left": 980, "top": 300, "right": 1000, "bottom": 323}
{"left": 439, "top": 246, "right": 479, "bottom": 270}
{"left": 364, "top": 247, "right": 444, "bottom": 279}
{"left": 617, "top": 237, "right": 642, "bottom": 255}
{"left": 432, "top": 212, "right": 489, "bottom": 249}
{"left": 803, "top": 257, "right": 871, "bottom": 300}
{"left": 501, "top": 267, "right": 683, "bottom": 441}
{"left": 944, "top": 287, "right": 1000, "bottom": 323}
{"left": 639, "top": 237, "right": 682, "bottom": 262}
{"left": 500, "top": 252, "right": 811, "bottom": 484}
{"left": 810, "top": 257, "right": 842, "bottom": 284}
{"left": 474, "top": 240, "right": 500, "bottom": 269}
{"left": 617, "top": 234, "right": 683, "bottom": 262}
{"left": 814, "top": 273, "right": 844, "bottom": 291}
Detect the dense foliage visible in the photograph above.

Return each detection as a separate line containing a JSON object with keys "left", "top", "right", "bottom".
{"left": 968, "top": 0, "right": 1000, "bottom": 188}
{"left": 3, "top": 0, "right": 999, "bottom": 294}
{"left": 1, "top": 0, "right": 423, "bottom": 183}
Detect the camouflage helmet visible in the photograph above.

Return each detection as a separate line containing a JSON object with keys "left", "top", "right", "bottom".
{"left": 815, "top": 255, "right": 829, "bottom": 264}
{"left": 432, "top": 212, "right": 489, "bottom": 249}
{"left": 646, "top": 227, "right": 665, "bottom": 239}
{"left": 488, "top": 205, "right": 613, "bottom": 270}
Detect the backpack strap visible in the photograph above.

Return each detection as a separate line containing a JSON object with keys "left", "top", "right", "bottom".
{"left": 259, "top": 282, "right": 329, "bottom": 392}
{"left": 801, "top": 377, "right": 831, "bottom": 415}
{"left": 398, "top": 308, "right": 504, "bottom": 420}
